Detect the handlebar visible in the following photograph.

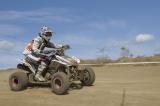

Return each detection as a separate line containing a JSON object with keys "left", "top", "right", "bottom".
{"left": 43, "top": 45, "right": 70, "bottom": 57}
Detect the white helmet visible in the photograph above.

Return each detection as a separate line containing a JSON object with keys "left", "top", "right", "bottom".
{"left": 40, "top": 26, "right": 53, "bottom": 41}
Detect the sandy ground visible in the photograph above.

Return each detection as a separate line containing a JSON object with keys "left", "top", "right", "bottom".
{"left": 0, "top": 65, "right": 160, "bottom": 106}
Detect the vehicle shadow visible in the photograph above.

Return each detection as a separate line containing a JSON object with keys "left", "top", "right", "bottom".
{"left": 69, "top": 82, "right": 84, "bottom": 90}
{"left": 28, "top": 82, "right": 50, "bottom": 88}
{"left": 27, "top": 82, "right": 84, "bottom": 94}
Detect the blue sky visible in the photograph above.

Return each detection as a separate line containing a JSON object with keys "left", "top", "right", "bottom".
{"left": 0, "top": 0, "right": 160, "bottom": 68}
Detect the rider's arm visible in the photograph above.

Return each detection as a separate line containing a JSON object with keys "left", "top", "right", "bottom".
{"left": 32, "top": 38, "right": 42, "bottom": 54}
{"left": 47, "top": 42, "right": 62, "bottom": 49}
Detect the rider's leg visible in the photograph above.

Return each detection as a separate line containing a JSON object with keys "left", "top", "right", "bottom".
{"left": 35, "top": 61, "right": 47, "bottom": 81}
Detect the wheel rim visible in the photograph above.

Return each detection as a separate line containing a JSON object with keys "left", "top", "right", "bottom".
{"left": 83, "top": 70, "right": 90, "bottom": 82}
{"left": 54, "top": 78, "right": 62, "bottom": 89}
{"left": 11, "top": 77, "right": 19, "bottom": 87}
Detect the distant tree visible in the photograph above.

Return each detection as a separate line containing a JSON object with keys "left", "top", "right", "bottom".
{"left": 130, "top": 54, "right": 134, "bottom": 58}
{"left": 120, "top": 46, "right": 130, "bottom": 58}
{"left": 154, "top": 53, "right": 160, "bottom": 56}
{"left": 97, "top": 47, "right": 109, "bottom": 59}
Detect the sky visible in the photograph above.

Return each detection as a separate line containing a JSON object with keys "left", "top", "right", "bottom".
{"left": 0, "top": 0, "right": 160, "bottom": 68}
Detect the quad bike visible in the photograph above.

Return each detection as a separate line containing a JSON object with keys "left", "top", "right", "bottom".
{"left": 9, "top": 45, "right": 95, "bottom": 95}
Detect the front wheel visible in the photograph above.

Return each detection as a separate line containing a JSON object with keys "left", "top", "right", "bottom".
{"left": 51, "top": 72, "right": 70, "bottom": 95}
{"left": 81, "top": 67, "right": 95, "bottom": 86}
{"left": 9, "top": 71, "right": 28, "bottom": 91}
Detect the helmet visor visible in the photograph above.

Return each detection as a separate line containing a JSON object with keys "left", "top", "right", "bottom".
{"left": 45, "top": 32, "right": 52, "bottom": 37}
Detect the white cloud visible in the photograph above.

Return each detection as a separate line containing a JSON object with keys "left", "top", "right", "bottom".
{"left": 0, "top": 8, "right": 75, "bottom": 23}
{"left": 0, "top": 24, "right": 24, "bottom": 36}
{"left": 136, "top": 34, "right": 155, "bottom": 43}
{"left": 0, "top": 40, "right": 15, "bottom": 50}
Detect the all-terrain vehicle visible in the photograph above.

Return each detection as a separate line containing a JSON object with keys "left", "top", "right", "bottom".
{"left": 9, "top": 45, "right": 95, "bottom": 95}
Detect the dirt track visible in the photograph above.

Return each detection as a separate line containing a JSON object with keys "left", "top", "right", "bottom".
{"left": 0, "top": 65, "right": 160, "bottom": 106}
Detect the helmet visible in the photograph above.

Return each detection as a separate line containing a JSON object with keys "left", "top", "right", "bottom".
{"left": 40, "top": 26, "right": 53, "bottom": 41}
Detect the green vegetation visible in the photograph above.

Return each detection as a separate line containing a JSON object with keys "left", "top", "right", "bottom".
{"left": 80, "top": 54, "right": 160, "bottom": 64}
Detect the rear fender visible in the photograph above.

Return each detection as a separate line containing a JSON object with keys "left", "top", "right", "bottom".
{"left": 17, "top": 63, "right": 31, "bottom": 72}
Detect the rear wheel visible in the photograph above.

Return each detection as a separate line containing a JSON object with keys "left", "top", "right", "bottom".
{"left": 81, "top": 67, "right": 95, "bottom": 86}
{"left": 9, "top": 71, "right": 28, "bottom": 91}
{"left": 51, "top": 72, "right": 70, "bottom": 95}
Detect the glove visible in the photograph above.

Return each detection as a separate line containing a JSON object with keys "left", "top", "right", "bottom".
{"left": 62, "top": 44, "right": 70, "bottom": 49}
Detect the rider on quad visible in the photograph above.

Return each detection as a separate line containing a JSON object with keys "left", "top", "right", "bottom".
{"left": 23, "top": 26, "right": 63, "bottom": 81}
{"left": 9, "top": 26, "right": 95, "bottom": 94}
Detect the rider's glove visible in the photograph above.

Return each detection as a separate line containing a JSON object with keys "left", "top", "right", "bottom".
{"left": 62, "top": 44, "right": 70, "bottom": 49}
